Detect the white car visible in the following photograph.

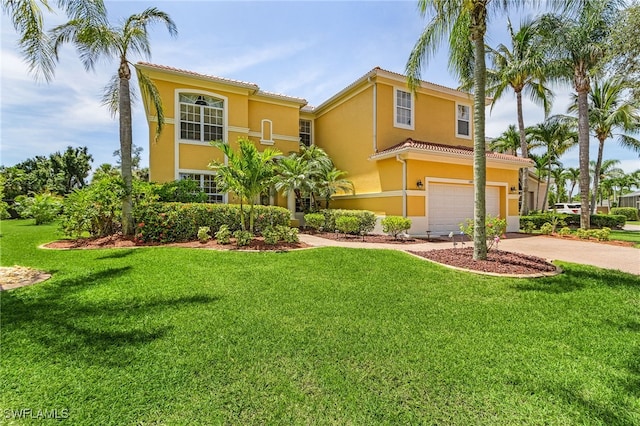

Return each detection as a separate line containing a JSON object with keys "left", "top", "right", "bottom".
{"left": 549, "top": 203, "right": 581, "bottom": 214}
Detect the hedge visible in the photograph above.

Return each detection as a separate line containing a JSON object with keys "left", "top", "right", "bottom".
{"left": 320, "top": 209, "right": 377, "bottom": 234}
{"left": 134, "top": 202, "right": 290, "bottom": 243}
{"left": 520, "top": 213, "right": 626, "bottom": 231}
{"left": 611, "top": 207, "right": 639, "bottom": 221}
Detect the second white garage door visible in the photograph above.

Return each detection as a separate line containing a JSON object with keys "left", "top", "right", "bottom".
{"left": 428, "top": 183, "right": 500, "bottom": 234}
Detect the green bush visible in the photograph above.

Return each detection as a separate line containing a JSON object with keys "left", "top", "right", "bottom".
{"left": 460, "top": 214, "right": 507, "bottom": 250}
{"left": 610, "top": 207, "right": 638, "bottom": 221}
{"left": 558, "top": 227, "right": 572, "bottom": 237}
{"left": 215, "top": 225, "right": 231, "bottom": 245}
{"left": 304, "top": 213, "right": 325, "bottom": 231}
{"left": 520, "top": 213, "right": 625, "bottom": 230}
{"left": 522, "top": 221, "right": 535, "bottom": 234}
{"left": 153, "top": 179, "right": 207, "bottom": 203}
{"left": 0, "top": 175, "right": 9, "bottom": 220}
{"left": 60, "top": 176, "right": 127, "bottom": 237}
{"left": 335, "top": 216, "right": 360, "bottom": 235}
{"left": 321, "top": 209, "right": 376, "bottom": 234}
{"left": 381, "top": 216, "right": 412, "bottom": 239}
{"left": 539, "top": 223, "right": 554, "bottom": 235}
{"left": 15, "top": 192, "right": 63, "bottom": 225}
{"left": 277, "top": 225, "right": 299, "bottom": 243}
{"left": 590, "top": 214, "right": 626, "bottom": 229}
{"left": 133, "top": 202, "right": 290, "bottom": 243}
{"left": 233, "top": 230, "right": 253, "bottom": 247}
{"left": 594, "top": 227, "right": 611, "bottom": 241}
{"left": 197, "top": 226, "right": 211, "bottom": 243}
{"left": 262, "top": 227, "right": 280, "bottom": 245}
{"left": 576, "top": 228, "right": 590, "bottom": 239}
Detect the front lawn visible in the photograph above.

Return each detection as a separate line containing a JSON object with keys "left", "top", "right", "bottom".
{"left": 1, "top": 220, "right": 639, "bottom": 424}
{"left": 609, "top": 229, "right": 640, "bottom": 247}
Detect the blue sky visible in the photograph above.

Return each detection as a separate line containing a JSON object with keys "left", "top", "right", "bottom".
{"left": 1, "top": 0, "right": 638, "bottom": 174}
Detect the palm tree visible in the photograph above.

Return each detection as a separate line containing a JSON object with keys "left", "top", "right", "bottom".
{"left": 490, "top": 125, "right": 521, "bottom": 155}
{"left": 274, "top": 155, "right": 316, "bottom": 213}
{"left": 569, "top": 78, "right": 640, "bottom": 213}
{"left": 406, "top": 0, "right": 528, "bottom": 260}
{"left": 527, "top": 117, "right": 578, "bottom": 211}
{"left": 211, "top": 138, "right": 281, "bottom": 233}
{"left": 564, "top": 167, "right": 581, "bottom": 201}
{"left": 529, "top": 153, "right": 552, "bottom": 211}
{"left": 537, "top": 0, "right": 622, "bottom": 228}
{"left": 317, "top": 167, "right": 354, "bottom": 209}
{"left": 484, "top": 18, "right": 553, "bottom": 215}
{"left": 1, "top": 0, "right": 106, "bottom": 81}
{"left": 549, "top": 167, "right": 568, "bottom": 204}
{"left": 50, "top": 7, "right": 177, "bottom": 236}
{"left": 589, "top": 159, "right": 624, "bottom": 210}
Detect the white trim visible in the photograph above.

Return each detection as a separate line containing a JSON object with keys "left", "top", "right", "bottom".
{"left": 248, "top": 131, "right": 300, "bottom": 143}
{"left": 299, "top": 118, "right": 312, "bottom": 147}
{"left": 394, "top": 87, "right": 414, "bottom": 130}
{"left": 372, "top": 81, "right": 377, "bottom": 152}
{"left": 260, "top": 119, "right": 274, "bottom": 145}
{"left": 228, "top": 125, "right": 250, "bottom": 134}
{"left": 455, "top": 102, "right": 471, "bottom": 139}
{"left": 333, "top": 191, "right": 404, "bottom": 200}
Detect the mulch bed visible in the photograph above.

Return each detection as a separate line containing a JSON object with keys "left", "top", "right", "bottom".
{"left": 409, "top": 248, "right": 558, "bottom": 275}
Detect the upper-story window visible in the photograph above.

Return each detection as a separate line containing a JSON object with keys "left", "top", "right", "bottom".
{"left": 394, "top": 88, "right": 414, "bottom": 129}
{"left": 299, "top": 119, "right": 312, "bottom": 146}
{"left": 456, "top": 104, "right": 471, "bottom": 138}
{"left": 179, "top": 94, "right": 224, "bottom": 142}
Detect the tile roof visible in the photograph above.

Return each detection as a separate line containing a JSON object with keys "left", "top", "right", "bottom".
{"left": 371, "top": 138, "right": 534, "bottom": 165}
{"left": 137, "top": 62, "right": 307, "bottom": 105}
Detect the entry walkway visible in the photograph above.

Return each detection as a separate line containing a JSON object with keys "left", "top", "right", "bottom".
{"left": 298, "top": 233, "right": 640, "bottom": 276}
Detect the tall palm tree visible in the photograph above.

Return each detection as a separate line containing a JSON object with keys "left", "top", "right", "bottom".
{"left": 549, "top": 167, "right": 568, "bottom": 204}
{"left": 50, "top": 7, "right": 177, "bottom": 236}
{"left": 490, "top": 125, "right": 521, "bottom": 155}
{"left": 537, "top": 0, "right": 623, "bottom": 228}
{"left": 406, "top": 0, "right": 528, "bottom": 260}
{"left": 211, "top": 138, "right": 281, "bottom": 233}
{"left": 1, "top": 0, "right": 106, "bottom": 81}
{"left": 589, "top": 159, "right": 624, "bottom": 210}
{"left": 564, "top": 167, "right": 581, "bottom": 201}
{"left": 274, "top": 155, "right": 316, "bottom": 213}
{"left": 317, "top": 167, "right": 354, "bottom": 209}
{"left": 484, "top": 18, "right": 553, "bottom": 215}
{"left": 569, "top": 78, "right": 640, "bottom": 213}
{"left": 527, "top": 117, "right": 578, "bottom": 210}
{"left": 529, "top": 153, "right": 553, "bottom": 212}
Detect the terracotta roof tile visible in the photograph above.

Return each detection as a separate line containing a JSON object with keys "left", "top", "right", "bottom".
{"left": 371, "top": 138, "right": 534, "bottom": 165}
{"left": 137, "top": 62, "right": 259, "bottom": 89}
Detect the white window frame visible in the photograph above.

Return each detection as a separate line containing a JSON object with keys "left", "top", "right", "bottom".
{"left": 175, "top": 90, "right": 228, "bottom": 145}
{"left": 260, "top": 119, "right": 274, "bottom": 145}
{"left": 455, "top": 102, "right": 471, "bottom": 139}
{"left": 299, "top": 119, "right": 312, "bottom": 146}
{"left": 178, "top": 170, "right": 226, "bottom": 204}
{"left": 394, "top": 87, "right": 414, "bottom": 130}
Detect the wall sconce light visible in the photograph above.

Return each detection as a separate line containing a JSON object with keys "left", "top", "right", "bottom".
{"left": 510, "top": 186, "right": 517, "bottom": 192}
{"left": 417, "top": 179, "right": 424, "bottom": 189}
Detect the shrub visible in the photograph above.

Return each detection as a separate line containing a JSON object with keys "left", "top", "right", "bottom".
{"left": 335, "top": 216, "right": 360, "bottom": 235}
{"left": 611, "top": 207, "right": 638, "bottom": 221}
{"left": 522, "top": 221, "right": 535, "bottom": 234}
{"left": 277, "top": 225, "right": 299, "bottom": 243}
{"left": 215, "top": 225, "right": 231, "bottom": 244}
{"left": 460, "top": 214, "right": 507, "bottom": 250}
{"left": 381, "top": 216, "right": 412, "bottom": 239}
{"left": 16, "top": 192, "right": 63, "bottom": 225}
{"left": 197, "top": 226, "right": 211, "bottom": 243}
{"left": 594, "top": 227, "right": 611, "bottom": 241}
{"left": 304, "top": 213, "right": 325, "bottom": 231}
{"left": 233, "top": 230, "right": 253, "bottom": 247}
{"left": 520, "top": 213, "right": 625, "bottom": 230}
{"left": 262, "top": 227, "right": 280, "bottom": 245}
{"left": 576, "top": 228, "right": 590, "bottom": 239}
{"left": 590, "top": 214, "right": 626, "bottom": 229}
{"left": 153, "top": 179, "right": 207, "bottom": 203}
{"left": 539, "top": 223, "right": 554, "bottom": 235}
{"left": 558, "top": 227, "right": 572, "bottom": 237}
{"left": 322, "top": 209, "right": 376, "bottom": 234}
{"left": 0, "top": 175, "right": 9, "bottom": 220}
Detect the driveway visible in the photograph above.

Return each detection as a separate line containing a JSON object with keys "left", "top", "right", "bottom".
{"left": 299, "top": 233, "right": 640, "bottom": 275}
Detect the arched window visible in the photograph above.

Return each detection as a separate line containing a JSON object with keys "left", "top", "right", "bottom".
{"left": 179, "top": 94, "right": 224, "bottom": 142}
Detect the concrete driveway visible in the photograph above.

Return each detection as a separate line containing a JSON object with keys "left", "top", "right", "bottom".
{"left": 299, "top": 233, "right": 640, "bottom": 275}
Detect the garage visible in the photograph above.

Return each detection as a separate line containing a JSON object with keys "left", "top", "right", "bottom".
{"left": 427, "top": 183, "right": 500, "bottom": 234}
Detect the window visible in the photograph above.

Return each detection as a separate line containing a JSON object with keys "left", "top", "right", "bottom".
{"left": 394, "top": 88, "right": 413, "bottom": 129}
{"left": 296, "top": 196, "right": 312, "bottom": 213}
{"left": 261, "top": 119, "right": 273, "bottom": 145}
{"left": 179, "top": 173, "right": 224, "bottom": 203}
{"left": 456, "top": 104, "right": 471, "bottom": 138}
{"left": 299, "top": 119, "right": 312, "bottom": 146}
{"left": 179, "top": 94, "right": 224, "bottom": 142}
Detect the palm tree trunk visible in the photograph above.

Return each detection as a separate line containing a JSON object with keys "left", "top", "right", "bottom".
{"left": 516, "top": 90, "right": 529, "bottom": 215}
{"left": 577, "top": 85, "right": 591, "bottom": 229}
{"left": 590, "top": 139, "right": 605, "bottom": 214}
{"left": 471, "top": 6, "right": 487, "bottom": 261}
{"left": 119, "top": 60, "right": 134, "bottom": 236}
{"left": 542, "top": 159, "right": 552, "bottom": 210}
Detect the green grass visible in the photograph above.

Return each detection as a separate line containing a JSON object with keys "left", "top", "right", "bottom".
{"left": 1, "top": 220, "right": 639, "bottom": 425}
{"left": 609, "top": 229, "right": 640, "bottom": 247}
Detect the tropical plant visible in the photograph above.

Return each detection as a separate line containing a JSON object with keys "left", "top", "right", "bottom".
{"left": 406, "top": 0, "right": 528, "bottom": 260}
{"left": 50, "top": 6, "right": 177, "bottom": 236}
{"left": 489, "top": 125, "right": 521, "bottom": 155}
{"left": 564, "top": 167, "right": 581, "bottom": 201}
{"left": 211, "top": 138, "right": 281, "bottom": 232}
{"left": 484, "top": 18, "right": 553, "bottom": 215}
{"left": 49, "top": 146, "right": 93, "bottom": 193}
{"left": 274, "top": 155, "right": 315, "bottom": 212}
{"left": 17, "top": 192, "right": 63, "bottom": 225}
{"left": 537, "top": 0, "right": 622, "bottom": 228}
{"left": 527, "top": 117, "right": 578, "bottom": 210}
{"left": 607, "top": 3, "right": 640, "bottom": 103}
{"left": 590, "top": 159, "right": 624, "bottom": 210}
{"left": 569, "top": 78, "right": 640, "bottom": 213}
{"left": 381, "top": 216, "right": 412, "bottom": 240}
{"left": 317, "top": 167, "right": 354, "bottom": 209}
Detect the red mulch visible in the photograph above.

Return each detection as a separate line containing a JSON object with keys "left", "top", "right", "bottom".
{"left": 44, "top": 234, "right": 309, "bottom": 251}
{"left": 409, "top": 248, "right": 557, "bottom": 275}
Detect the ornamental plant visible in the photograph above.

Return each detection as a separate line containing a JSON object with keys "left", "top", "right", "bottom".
{"left": 460, "top": 214, "right": 507, "bottom": 250}
{"left": 16, "top": 192, "right": 63, "bottom": 225}
{"left": 215, "top": 225, "right": 231, "bottom": 245}
{"left": 304, "top": 213, "right": 325, "bottom": 231}
{"left": 381, "top": 216, "right": 412, "bottom": 239}
{"left": 197, "top": 226, "right": 211, "bottom": 243}
{"left": 233, "top": 230, "right": 253, "bottom": 247}
{"left": 335, "top": 216, "right": 360, "bottom": 235}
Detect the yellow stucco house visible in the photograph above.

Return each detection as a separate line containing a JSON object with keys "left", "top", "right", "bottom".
{"left": 137, "top": 63, "right": 532, "bottom": 234}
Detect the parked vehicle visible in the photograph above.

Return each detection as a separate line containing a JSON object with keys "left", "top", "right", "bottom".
{"left": 549, "top": 203, "right": 581, "bottom": 214}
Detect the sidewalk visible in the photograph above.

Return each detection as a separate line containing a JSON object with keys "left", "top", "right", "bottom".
{"left": 298, "top": 233, "right": 640, "bottom": 276}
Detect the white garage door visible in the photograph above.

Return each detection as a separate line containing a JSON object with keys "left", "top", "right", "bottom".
{"left": 428, "top": 183, "right": 500, "bottom": 234}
